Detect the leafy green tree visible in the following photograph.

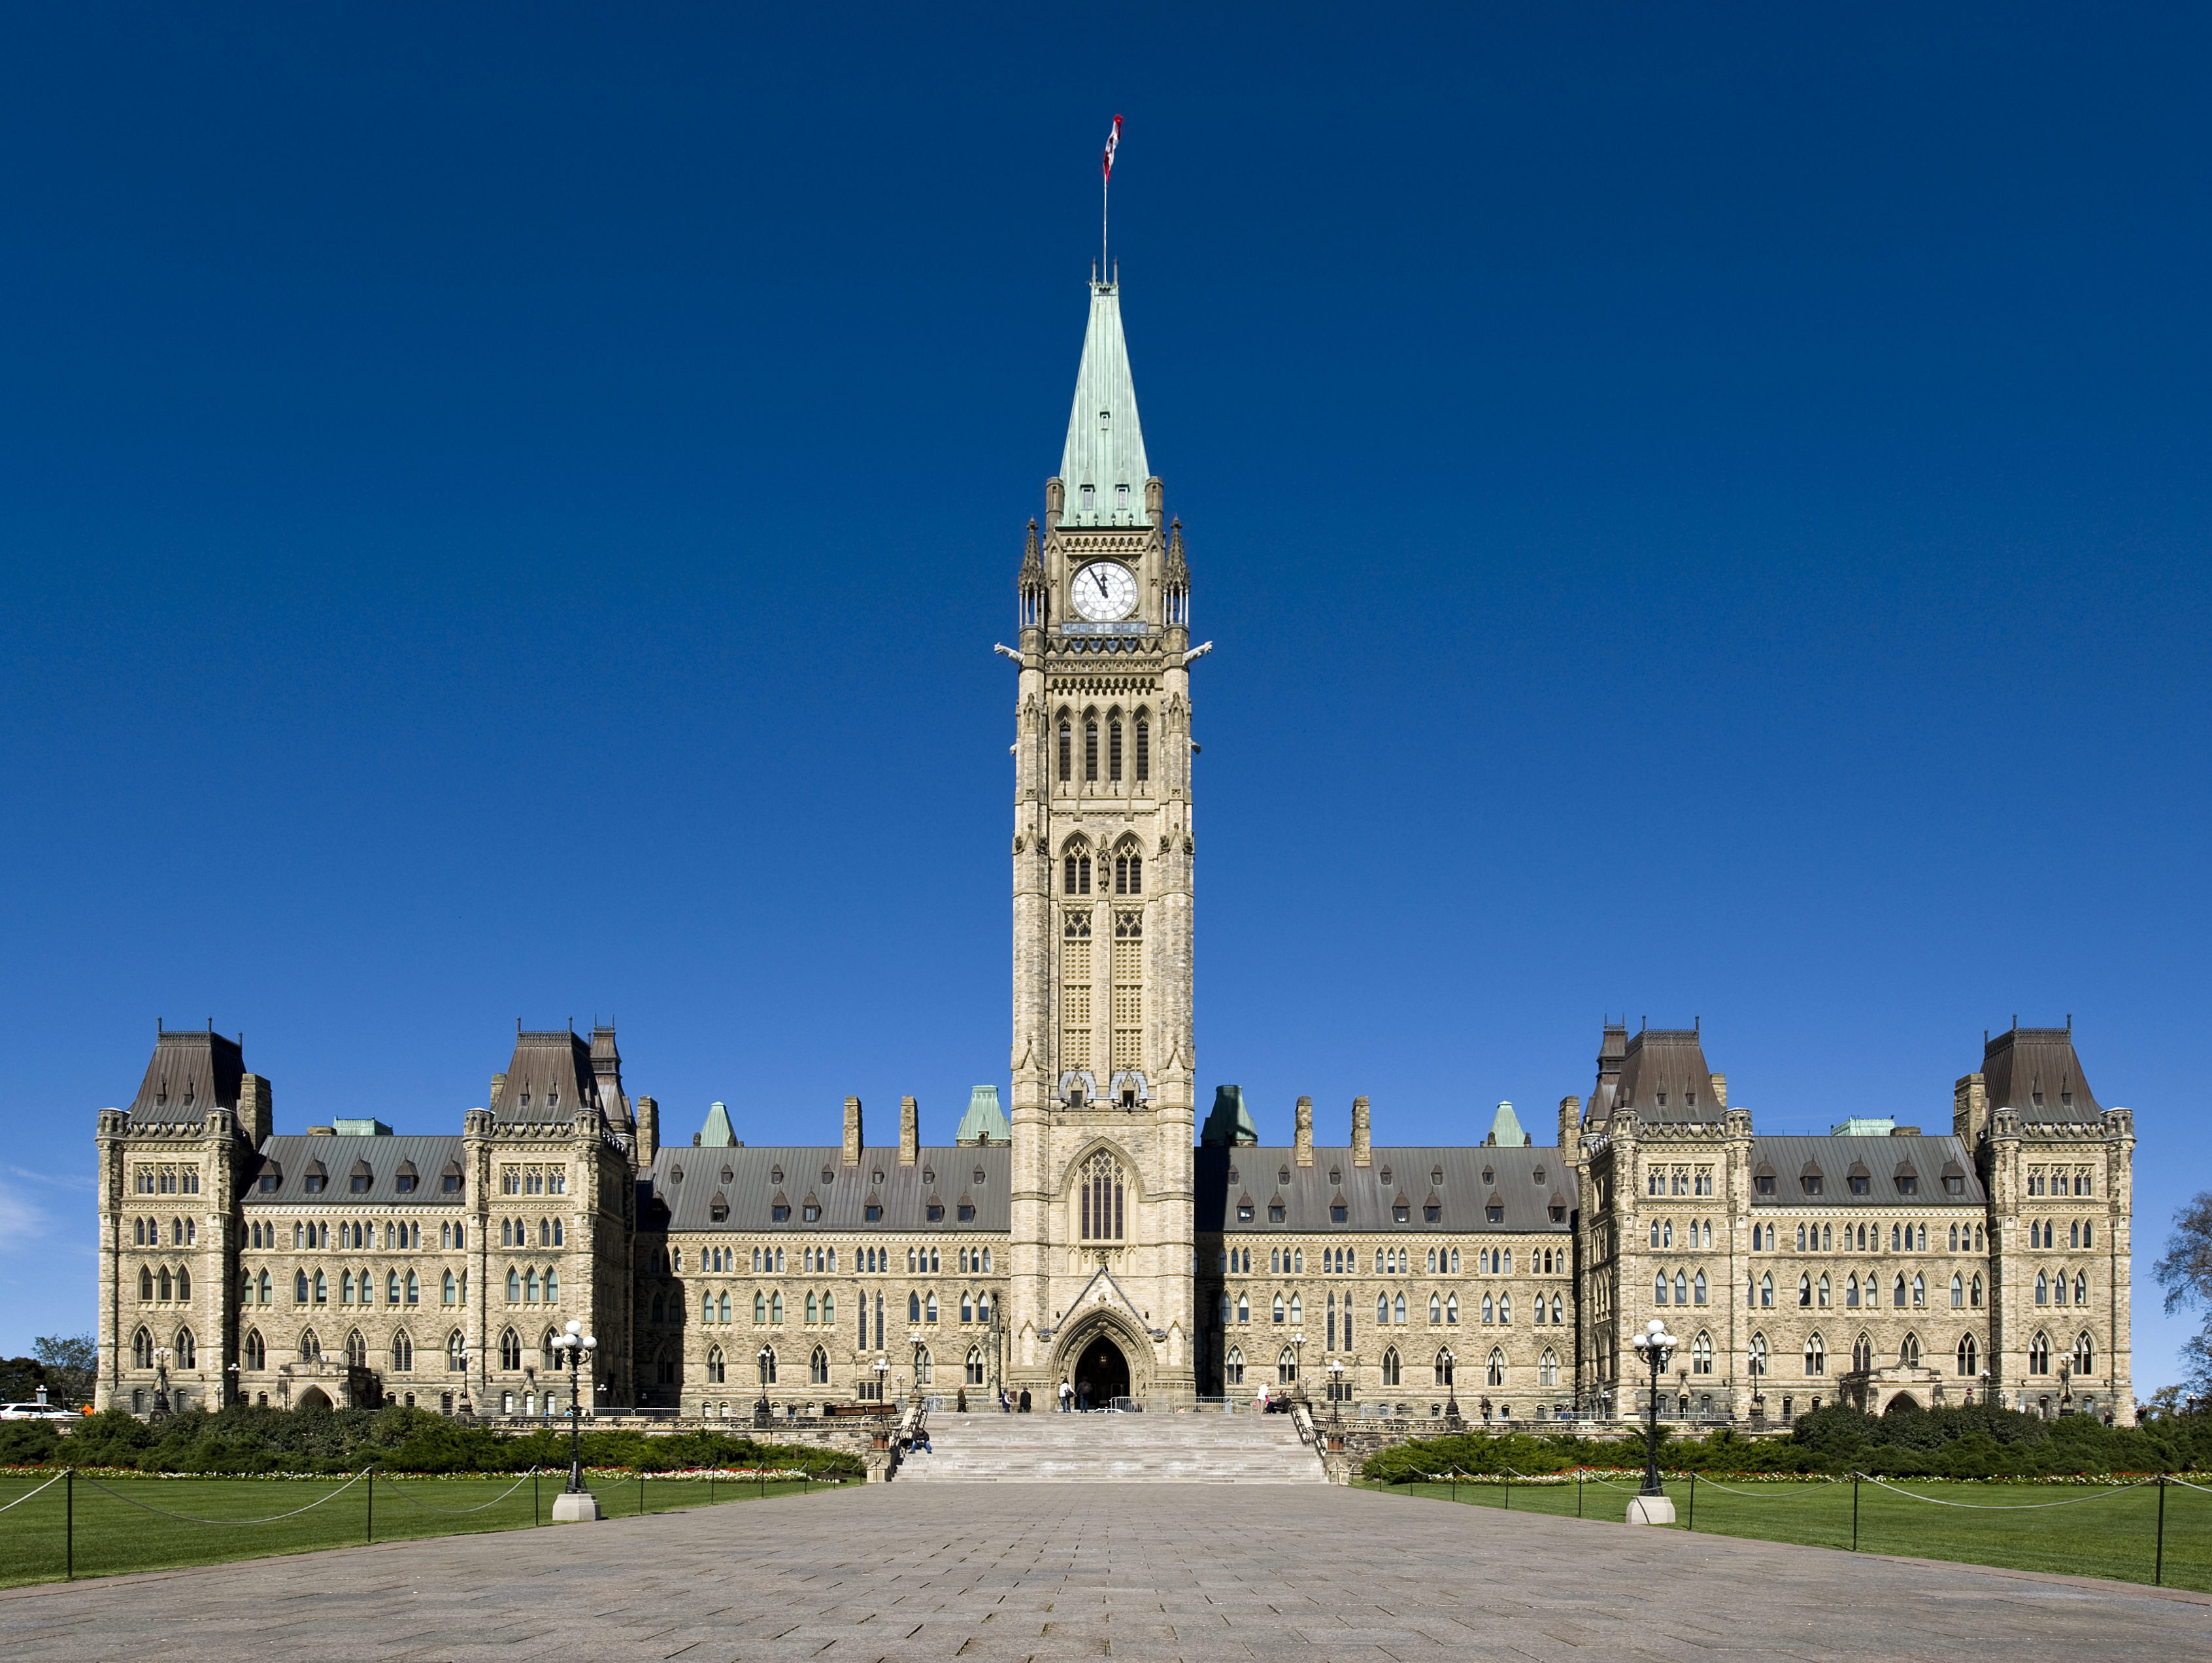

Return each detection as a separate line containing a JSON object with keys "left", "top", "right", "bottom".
{"left": 2153, "top": 1190, "right": 2212, "bottom": 1408}
{"left": 33, "top": 1335, "right": 96, "bottom": 1410}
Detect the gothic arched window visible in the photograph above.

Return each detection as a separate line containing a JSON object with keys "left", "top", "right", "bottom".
{"left": 392, "top": 1330, "right": 414, "bottom": 1372}
{"left": 1382, "top": 1345, "right": 1401, "bottom": 1386}
{"left": 1084, "top": 715, "right": 1099, "bottom": 781}
{"left": 2028, "top": 1332, "right": 2051, "bottom": 1374}
{"left": 448, "top": 1330, "right": 467, "bottom": 1373}
{"left": 1058, "top": 718, "right": 1072, "bottom": 782}
{"left": 1079, "top": 1152, "right": 1126, "bottom": 1240}
{"left": 499, "top": 1328, "right": 521, "bottom": 1370}
{"left": 346, "top": 1329, "right": 368, "bottom": 1369}
{"left": 707, "top": 1345, "right": 726, "bottom": 1383}
{"left": 1134, "top": 714, "right": 1149, "bottom": 781}
{"left": 1486, "top": 1347, "right": 1505, "bottom": 1387}
{"left": 1852, "top": 1333, "right": 1873, "bottom": 1373}
{"left": 132, "top": 1326, "right": 154, "bottom": 1369}
{"left": 1109, "top": 714, "right": 1123, "bottom": 782}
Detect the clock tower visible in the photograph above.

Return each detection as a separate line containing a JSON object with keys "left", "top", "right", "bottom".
{"left": 1004, "top": 273, "right": 1202, "bottom": 1406}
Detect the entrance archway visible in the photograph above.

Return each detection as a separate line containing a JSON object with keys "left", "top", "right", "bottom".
{"left": 295, "top": 1386, "right": 332, "bottom": 1411}
{"left": 1075, "top": 1334, "right": 1130, "bottom": 1409}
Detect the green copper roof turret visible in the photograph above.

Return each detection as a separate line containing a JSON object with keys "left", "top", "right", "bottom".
{"left": 697, "top": 1101, "right": 738, "bottom": 1147}
{"left": 1200, "top": 1084, "right": 1258, "bottom": 1147}
{"left": 1484, "top": 1101, "right": 1532, "bottom": 1147}
{"left": 1059, "top": 281, "right": 1151, "bottom": 528}
{"left": 956, "top": 1084, "right": 1011, "bottom": 1145}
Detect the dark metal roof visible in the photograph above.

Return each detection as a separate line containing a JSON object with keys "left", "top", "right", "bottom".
{"left": 493, "top": 1030, "right": 611, "bottom": 1127}
{"left": 1982, "top": 1026, "right": 2103, "bottom": 1124}
{"left": 1196, "top": 1147, "right": 1571, "bottom": 1235}
{"left": 1749, "top": 1135, "right": 1986, "bottom": 1207}
{"left": 127, "top": 1028, "right": 244, "bottom": 1124}
{"left": 243, "top": 1135, "right": 467, "bottom": 1206}
{"left": 637, "top": 1146, "right": 1011, "bottom": 1234}
{"left": 1609, "top": 1028, "right": 1724, "bottom": 1125}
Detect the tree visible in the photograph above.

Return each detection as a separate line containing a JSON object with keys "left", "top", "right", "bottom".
{"left": 33, "top": 1334, "right": 97, "bottom": 1411}
{"left": 2151, "top": 1192, "right": 2212, "bottom": 1408}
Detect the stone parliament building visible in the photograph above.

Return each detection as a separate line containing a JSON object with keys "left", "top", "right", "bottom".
{"left": 93, "top": 274, "right": 2139, "bottom": 1431}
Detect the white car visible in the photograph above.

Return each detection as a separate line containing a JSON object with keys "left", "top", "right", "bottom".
{"left": 0, "top": 1403, "right": 75, "bottom": 1422}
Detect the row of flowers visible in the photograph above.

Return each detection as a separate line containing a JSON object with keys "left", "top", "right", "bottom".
{"left": 1412, "top": 1466, "right": 2212, "bottom": 1486}
{"left": 0, "top": 1464, "right": 833, "bottom": 1482}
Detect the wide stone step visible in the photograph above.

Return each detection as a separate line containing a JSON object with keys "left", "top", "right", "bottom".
{"left": 894, "top": 1411, "right": 1330, "bottom": 1483}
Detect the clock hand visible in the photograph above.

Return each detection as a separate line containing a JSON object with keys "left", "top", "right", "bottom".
{"left": 1095, "top": 569, "right": 1110, "bottom": 596}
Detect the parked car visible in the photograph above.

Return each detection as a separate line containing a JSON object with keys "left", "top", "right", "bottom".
{"left": 0, "top": 1402, "right": 76, "bottom": 1422}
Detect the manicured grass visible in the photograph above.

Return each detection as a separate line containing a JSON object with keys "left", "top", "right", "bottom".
{"left": 1366, "top": 1475, "right": 2212, "bottom": 1594}
{"left": 0, "top": 1471, "right": 826, "bottom": 1588}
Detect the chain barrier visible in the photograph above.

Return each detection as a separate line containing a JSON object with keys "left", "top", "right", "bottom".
{"left": 371, "top": 1468, "right": 541, "bottom": 1517}
{"left": 2166, "top": 1475, "right": 2212, "bottom": 1496}
{"left": 77, "top": 1468, "right": 364, "bottom": 1525}
{"left": 1859, "top": 1473, "right": 2158, "bottom": 1511}
{"left": 1684, "top": 1473, "right": 1843, "bottom": 1502}
{"left": 0, "top": 1470, "right": 67, "bottom": 1514}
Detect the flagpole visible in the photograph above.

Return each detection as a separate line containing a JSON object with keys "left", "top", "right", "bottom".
{"left": 1101, "top": 169, "right": 1109, "bottom": 286}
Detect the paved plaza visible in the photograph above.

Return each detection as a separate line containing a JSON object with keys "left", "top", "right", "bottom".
{"left": 2, "top": 1483, "right": 2204, "bottom": 1661}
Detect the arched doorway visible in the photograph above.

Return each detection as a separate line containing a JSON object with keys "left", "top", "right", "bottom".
{"left": 1074, "top": 1334, "right": 1130, "bottom": 1409}
{"left": 295, "top": 1386, "right": 332, "bottom": 1411}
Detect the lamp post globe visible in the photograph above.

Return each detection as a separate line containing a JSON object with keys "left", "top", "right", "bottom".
{"left": 1327, "top": 1356, "right": 1346, "bottom": 1428}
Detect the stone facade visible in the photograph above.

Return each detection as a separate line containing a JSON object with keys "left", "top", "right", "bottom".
{"left": 92, "top": 275, "right": 2136, "bottom": 1430}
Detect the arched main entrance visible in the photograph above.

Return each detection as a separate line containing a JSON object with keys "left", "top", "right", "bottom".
{"left": 1074, "top": 1334, "right": 1130, "bottom": 1409}
{"left": 295, "top": 1386, "right": 332, "bottom": 1411}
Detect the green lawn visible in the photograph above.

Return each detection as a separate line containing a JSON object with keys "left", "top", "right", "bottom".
{"left": 1366, "top": 1475, "right": 2211, "bottom": 1594}
{"left": 0, "top": 1471, "right": 825, "bottom": 1588}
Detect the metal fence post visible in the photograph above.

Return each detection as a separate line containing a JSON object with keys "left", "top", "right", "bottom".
{"left": 1852, "top": 1474, "right": 1860, "bottom": 1552}
{"left": 533, "top": 1470, "right": 539, "bottom": 1526}
{"left": 1686, "top": 1471, "right": 1694, "bottom": 1532}
{"left": 65, "top": 1469, "right": 73, "bottom": 1581}
{"left": 1503, "top": 1473, "right": 1511, "bottom": 1511}
{"left": 1577, "top": 1469, "right": 1584, "bottom": 1519}
{"left": 365, "top": 1464, "right": 374, "bottom": 1545}
{"left": 2156, "top": 1475, "right": 2166, "bottom": 1587}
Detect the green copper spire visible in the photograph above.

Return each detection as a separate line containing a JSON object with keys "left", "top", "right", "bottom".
{"left": 1059, "top": 280, "right": 1151, "bottom": 528}
{"left": 1484, "top": 1101, "right": 1532, "bottom": 1147}
{"left": 1200, "top": 1084, "right": 1258, "bottom": 1148}
{"left": 955, "top": 1084, "right": 1011, "bottom": 1145}
{"left": 698, "top": 1101, "right": 737, "bottom": 1147}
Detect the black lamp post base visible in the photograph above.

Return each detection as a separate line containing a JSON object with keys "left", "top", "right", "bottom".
{"left": 550, "top": 1489, "right": 601, "bottom": 1523}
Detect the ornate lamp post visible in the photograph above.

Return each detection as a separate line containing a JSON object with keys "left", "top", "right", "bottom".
{"left": 1290, "top": 1332, "right": 1306, "bottom": 1401}
{"left": 1328, "top": 1357, "right": 1346, "bottom": 1428}
{"left": 1440, "top": 1347, "right": 1460, "bottom": 1427}
{"left": 548, "top": 1320, "right": 600, "bottom": 1522}
{"left": 871, "top": 1355, "right": 890, "bottom": 1409}
{"left": 756, "top": 1345, "right": 775, "bottom": 1427}
{"left": 150, "top": 1345, "right": 174, "bottom": 1421}
{"left": 1627, "top": 1320, "right": 1678, "bottom": 1524}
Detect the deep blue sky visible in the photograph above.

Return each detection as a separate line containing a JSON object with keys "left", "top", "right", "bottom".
{"left": 4, "top": 6, "right": 2206, "bottom": 1388}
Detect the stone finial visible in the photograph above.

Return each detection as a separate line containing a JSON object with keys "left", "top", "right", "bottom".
{"left": 1350, "top": 1096, "right": 1371, "bottom": 1168}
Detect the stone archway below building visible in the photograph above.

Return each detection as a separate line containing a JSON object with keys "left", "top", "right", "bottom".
{"left": 296, "top": 1386, "right": 332, "bottom": 1411}
{"left": 1074, "top": 1334, "right": 1130, "bottom": 1408}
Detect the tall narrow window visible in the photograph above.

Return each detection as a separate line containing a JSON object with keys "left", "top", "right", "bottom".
{"left": 1058, "top": 720, "right": 1072, "bottom": 782}
{"left": 1111, "top": 910, "right": 1143, "bottom": 1069}
{"left": 1135, "top": 718, "right": 1148, "bottom": 781}
{"left": 1062, "top": 909, "right": 1093, "bottom": 1069}
{"left": 1079, "top": 1152, "right": 1126, "bottom": 1240}
{"left": 1109, "top": 718, "right": 1123, "bottom": 781}
{"left": 1084, "top": 718, "right": 1099, "bottom": 781}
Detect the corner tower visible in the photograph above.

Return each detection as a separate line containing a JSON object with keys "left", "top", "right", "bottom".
{"left": 1006, "top": 273, "right": 1200, "bottom": 1405}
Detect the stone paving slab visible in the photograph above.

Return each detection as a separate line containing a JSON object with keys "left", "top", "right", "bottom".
{"left": 1, "top": 1483, "right": 2205, "bottom": 1661}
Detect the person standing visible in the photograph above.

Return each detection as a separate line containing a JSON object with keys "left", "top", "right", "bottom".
{"left": 1059, "top": 1378, "right": 1073, "bottom": 1413}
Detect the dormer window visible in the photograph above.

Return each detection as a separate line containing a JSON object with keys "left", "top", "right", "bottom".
{"left": 1849, "top": 1175, "right": 1869, "bottom": 1196}
{"left": 518, "top": 1092, "right": 529, "bottom": 1110}
{"left": 1081, "top": 483, "right": 1096, "bottom": 507}
{"left": 547, "top": 1090, "right": 558, "bottom": 1109}
{"left": 2032, "top": 1090, "right": 2045, "bottom": 1107}
{"left": 1329, "top": 1168, "right": 1341, "bottom": 1185}
{"left": 1656, "top": 1093, "right": 1666, "bottom": 1107}
{"left": 2061, "top": 1090, "right": 2073, "bottom": 1108}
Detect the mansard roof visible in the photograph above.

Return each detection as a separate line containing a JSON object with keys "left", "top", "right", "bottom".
{"left": 1609, "top": 1027, "right": 1724, "bottom": 1126}
{"left": 1196, "top": 1146, "right": 1570, "bottom": 1235}
{"left": 494, "top": 1029, "right": 610, "bottom": 1128}
{"left": 1058, "top": 280, "right": 1151, "bottom": 528}
{"left": 1748, "top": 1134, "right": 1986, "bottom": 1207}
{"left": 638, "top": 1145, "right": 1011, "bottom": 1234}
{"left": 243, "top": 1134, "right": 466, "bottom": 1206}
{"left": 1981, "top": 1024, "right": 2104, "bottom": 1124}
{"left": 128, "top": 1027, "right": 244, "bottom": 1124}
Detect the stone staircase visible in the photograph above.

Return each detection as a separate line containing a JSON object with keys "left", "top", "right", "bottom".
{"left": 894, "top": 1408, "right": 1330, "bottom": 1483}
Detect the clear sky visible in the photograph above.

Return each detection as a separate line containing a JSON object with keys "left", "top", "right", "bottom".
{"left": 4, "top": 6, "right": 2207, "bottom": 1390}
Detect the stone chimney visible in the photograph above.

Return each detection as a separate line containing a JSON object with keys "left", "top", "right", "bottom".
{"left": 1350, "top": 1096, "right": 1371, "bottom": 1168}
{"left": 1294, "top": 1096, "right": 1314, "bottom": 1166}
{"left": 1953, "top": 1073, "right": 1988, "bottom": 1145}
{"left": 899, "top": 1096, "right": 919, "bottom": 1166}
{"left": 489, "top": 1073, "right": 507, "bottom": 1111}
{"left": 635, "top": 1094, "right": 658, "bottom": 1167}
{"left": 843, "top": 1096, "right": 863, "bottom": 1166}
{"left": 1557, "top": 1095, "right": 1581, "bottom": 1162}
{"left": 237, "top": 1073, "right": 273, "bottom": 1149}
{"left": 1709, "top": 1073, "right": 1728, "bottom": 1111}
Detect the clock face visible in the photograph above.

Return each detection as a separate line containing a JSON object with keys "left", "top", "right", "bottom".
{"left": 1071, "top": 562, "right": 1137, "bottom": 622}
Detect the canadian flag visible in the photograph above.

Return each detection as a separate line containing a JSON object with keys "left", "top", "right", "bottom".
{"left": 1102, "top": 114, "right": 1123, "bottom": 182}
